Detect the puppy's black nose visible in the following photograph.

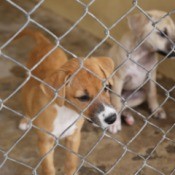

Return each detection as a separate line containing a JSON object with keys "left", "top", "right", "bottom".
{"left": 104, "top": 113, "right": 116, "bottom": 124}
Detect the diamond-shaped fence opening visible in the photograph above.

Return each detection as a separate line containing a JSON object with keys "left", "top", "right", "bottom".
{"left": 138, "top": 166, "right": 164, "bottom": 175}
{"left": 0, "top": 0, "right": 175, "bottom": 175}
{"left": 108, "top": 151, "right": 144, "bottom": 175}
{"left": 85, "top": 135, "right": 124, "bottom": 172}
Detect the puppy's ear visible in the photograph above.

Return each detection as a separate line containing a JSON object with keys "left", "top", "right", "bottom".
{"left": 127, "top": 13, "right": 149, "bottom": 33}
{"left": 97, "top": 57, "right": 114, "bottom": 85}
{"left": 40, "top": 71, "right": 69, "bottom": 106}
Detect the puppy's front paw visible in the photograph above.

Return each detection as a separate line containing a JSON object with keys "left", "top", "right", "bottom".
{"left": 108, "top": 117, "right": 121, "bottom": 134}
{"left": 153, "top": 108, "right": 166, "bottom": 119}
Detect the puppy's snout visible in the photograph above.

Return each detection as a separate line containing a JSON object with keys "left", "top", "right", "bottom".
{"left": 92, "top": 104, "right": 118, "bottom": 129}
{"left": 104, "top": 113, "right": 116, "bottom": 124}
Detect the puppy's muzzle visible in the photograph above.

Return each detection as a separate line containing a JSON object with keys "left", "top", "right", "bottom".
{"left": 157, "top": 42, "right": 175, "bottom": 58}
{"left": 157, "top": 50, "right": 175, "bottom": 58}
{"left": 90, "top": 103, "right": 117, "bottom": 129}
{"left": 168, "top": 46, "right": 175, "bottom": 58}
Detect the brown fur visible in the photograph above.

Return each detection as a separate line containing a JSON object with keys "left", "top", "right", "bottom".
{"left": 18, "top": 29, "right": 116, "bottom": 175}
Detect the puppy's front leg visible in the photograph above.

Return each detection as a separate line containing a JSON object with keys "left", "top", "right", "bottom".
{"left": 64, "top": 120, "right": 83, "bottom": 175}
{"left": 64, "top": 130, "right": 81, "bottom": 175}
{"left": 147, "top": 71, "right": 166, "bottom": 119}
{"left": 109, "top": 75, "right": 124, "bottom": 133}
{"left": 38, "top": 133, "right": 55, "bottom": 175}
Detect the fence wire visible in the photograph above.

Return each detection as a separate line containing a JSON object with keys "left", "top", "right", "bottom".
{"left": 0, "top": 0, "right": 175, "bottom": 175}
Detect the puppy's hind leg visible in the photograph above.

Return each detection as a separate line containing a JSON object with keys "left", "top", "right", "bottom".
{"left": 122, "top": 110, "right": 135, "bottom": 126}
{"left": 38, "top": 132, "right": 56, "bottom": 175}
{"left": 19, "top": 88, "right": 32, "bottom": 131}
{"left": 122, "top": 89, "right": 146, "bottom": 125}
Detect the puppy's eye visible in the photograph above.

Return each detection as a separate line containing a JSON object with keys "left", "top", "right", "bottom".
{"left": 104, "top": 84, "right": 112, "bottom": 92}
{"left": 158, "top": 28, "right": 168, "bottom": 38}
{"left": 76, "top": 95, "right": 90, "bottom": 102}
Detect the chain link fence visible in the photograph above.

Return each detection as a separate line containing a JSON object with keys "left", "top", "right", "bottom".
{"left": 0, "top": 0, "right": 175, "bottom": 175}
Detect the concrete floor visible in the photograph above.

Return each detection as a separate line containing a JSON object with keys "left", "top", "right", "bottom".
{"left": 0, "top": 1, "right": 175, "bottom": 175}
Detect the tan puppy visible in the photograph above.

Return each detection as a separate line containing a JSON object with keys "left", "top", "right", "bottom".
{"left": 108, "top": 10, "right": 175, "bottom": 133}
{"left": 18, "top": 30, "right": 117, "bottom": 175}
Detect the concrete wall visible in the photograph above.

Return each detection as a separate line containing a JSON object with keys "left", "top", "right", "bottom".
{"left": 44, "top": 0, "right": 175, "bottom": 80}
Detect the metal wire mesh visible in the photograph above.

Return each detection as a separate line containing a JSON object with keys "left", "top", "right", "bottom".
{"left": 0, "top": 0, "right": 175, "bottom": 175}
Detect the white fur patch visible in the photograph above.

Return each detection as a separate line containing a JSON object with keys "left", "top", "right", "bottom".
{"left": 52, "top": 105, "right": 79, "bottom": 139}
{"left": 124, "top": 60, "right": 147, "bottom": 91}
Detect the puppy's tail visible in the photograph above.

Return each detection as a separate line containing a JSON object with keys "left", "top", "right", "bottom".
{"left": 15, "top": 28, "right": 52, "bottom": 46}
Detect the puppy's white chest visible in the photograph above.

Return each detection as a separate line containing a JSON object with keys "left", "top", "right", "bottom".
{"left": 124, "top": 63, "right": 147, "bottom": 90}
{"left": 52, "top": 105, "right": 79, "bottom": 139}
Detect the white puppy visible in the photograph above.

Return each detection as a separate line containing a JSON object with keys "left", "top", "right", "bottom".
{"left": 108, "top": 10, "right": 175, "bottom": 133}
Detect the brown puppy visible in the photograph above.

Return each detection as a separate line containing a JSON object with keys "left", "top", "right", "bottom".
{"left": 18, "top": 30, "right": 117, "bottom": 175}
